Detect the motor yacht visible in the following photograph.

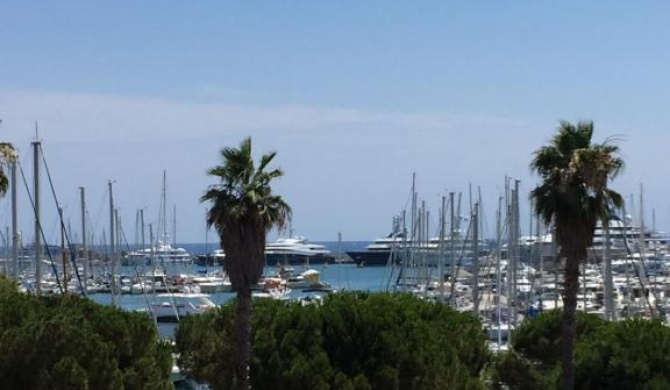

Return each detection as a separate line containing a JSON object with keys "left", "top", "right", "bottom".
{"left": 265, "top": 236, "right": 335, "bottom": 266}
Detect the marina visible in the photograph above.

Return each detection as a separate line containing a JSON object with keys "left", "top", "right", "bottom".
{"left": 3, "top": 175, "right": 670, "bottom": 356}
{"left": 3, "top": 134, "right": 665, "bottom": 325}
{"left": 7, "top": 221, "right": 670, "bottom": 326}
{"left": 2, "top": 142, "right": 669, "bottom": 352}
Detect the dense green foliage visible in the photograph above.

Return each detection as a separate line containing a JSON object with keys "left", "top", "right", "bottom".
{"left": 492, "top": 310, "right": 606, "bottom": 389}
{"left": 176, "top": 292, "right": 490, "bottom": 390}
{"left": 493, "top": 310, "right": 670, "bottom": 390}
{"left": 0, "top": 276, "right": 173, "bottom": 389}
{"left": 576, "top": 318, "right": 670, "bottom": 389}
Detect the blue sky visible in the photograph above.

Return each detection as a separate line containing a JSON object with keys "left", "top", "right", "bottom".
{"left": 1, "top": 2, "right": 669, "bottom": 244}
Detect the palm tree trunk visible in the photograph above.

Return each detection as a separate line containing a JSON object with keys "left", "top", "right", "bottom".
{"left": 561, "top": 254, "right": 579, "bottom": 390}
{"left": 232, "top": 286, "right": 252, "bottom": 390}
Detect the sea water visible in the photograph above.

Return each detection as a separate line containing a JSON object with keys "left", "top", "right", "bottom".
{"left": 89, "top": 262, "right": 394, "bottom": 309}
{"left": 86, "top": 241, "right": 394, "bottom": 339}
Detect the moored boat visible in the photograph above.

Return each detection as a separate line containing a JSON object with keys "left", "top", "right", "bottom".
{"left": 264, "top": 236, "right": 335, "bottom": 266}
{"left": 194, "top": 249, "right": 226, "bottom": 267}
{"left": 144, "top": 291, "right": 216, "bottom": 323}
{"left": 125, "top": 240, "right": 193, "bottom": 265}
{"left": 346, "top": 217, "right": 407, "bottom": 267}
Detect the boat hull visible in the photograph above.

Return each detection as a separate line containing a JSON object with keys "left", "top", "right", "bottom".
{"left": 265, "top": 253, "right": 336, "bottom": 266}
{"left": 194, "top": 254, "right": 225, "bottom": 267}
{"left": 345, "top": 250, "right": 402, "bottom": 267}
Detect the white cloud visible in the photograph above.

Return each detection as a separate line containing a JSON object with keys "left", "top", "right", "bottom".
{"left": 6, "top": 88, "right": 656, "bottom": 243}
{"left": 0, "top": 89, "right": 525, "bottom": 145}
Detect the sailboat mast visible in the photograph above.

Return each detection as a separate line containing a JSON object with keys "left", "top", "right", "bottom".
{"left": 108, "top": 180, "right": 116, "bottom": 307}
{"left": 604, "top": 219, "right": 614, "bottom": 320}
{"left": 439, "top": 195, "right": 446, "bottom": 301}
{"left": 115, "top": 209, "right": 121, "bottom": 280}
{"left": 11, "top": 160, "right": 18, "bottom": 279}
{"left": 472, "top": 202, "right": 479, "bottom": 314}
{"left": 59, "top": 207, "right": 67, "bottom": 293}
{"left": 505, "top": 178, "right": 513, "bottom": 325}
{"left": 140, "top": 209, "right": 146, "bottom": 250}
{"left": 512, "top": 179, "right": 520, "bottom": 326}
{"left": 639, "top": 184, "right": 645, "bottom": 254}
{"left": 162, "top": 170, "right": 167, "bottom": 242}
{"left": 80, "top": 187, "right": 88, "bottom": 285}
{"left": 32, "top": 139, "right": 42, "bottom": 295}
{"left": 149, "top": 223, "right": 158, "bottom": 324}
{"left": 410, "top": 173, "right": 416, "bottom": 269}
{"left": 449, "top": 191, "right": 455, "bottom": 284}
{"left": 496, "top": 195, "right": 503, "bottom": 345}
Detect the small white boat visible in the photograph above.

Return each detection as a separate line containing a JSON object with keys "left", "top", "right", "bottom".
{"left": 146, "top": 292, "right": 216, "bottom": 323}
{"left": 285, "top": 269, "right": 332, "bottom": 292}
{"left": 192, "top": 271, "right": 232, "bottom": 293}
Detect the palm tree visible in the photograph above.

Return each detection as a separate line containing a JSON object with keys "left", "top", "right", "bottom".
{"left": 0, "top": 142, "right": 17, "bottom": 196}
{"left": 530, "top": 121, "right": 623, "bottom": 390}
{"left": 201, "top": 137, "right": 291, "bottom": 389}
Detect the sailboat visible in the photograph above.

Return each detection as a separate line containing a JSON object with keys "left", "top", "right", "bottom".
{"left": 125, "top": 171, "right": 193, "bottom": 265}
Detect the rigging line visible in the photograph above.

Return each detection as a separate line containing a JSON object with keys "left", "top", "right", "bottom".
{"left": 39, "top": 145, "right": 86, "bottom": 296}
{"left": 620, "top": 222, "right": 657, "bottom": 318}
{"left": 117, "top": 220, "right": 133, "bottom": 253}
{"left": 130, "top": 253, "right": 153, "bottom": 310}
{"left": 475, "top": 191, "right": 499, "bottom": 306}
{"left": 90, "top": 187, "right": 110, "bottom": 239}
{"left": 448, "top": 214, "right": 473, "bottom": 306}
{"left": 17, "top": 160, "right": 62, "bottom": 293}
{"left": 118, "top": 222, "right": 155, "bottom": 311}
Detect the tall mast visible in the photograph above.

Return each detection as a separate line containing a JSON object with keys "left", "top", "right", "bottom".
{"left": 162, "top": 170, "right": 167, "bottom": 242}
{"left": 472, "top": 202, "right": 480, "bottom": 314}
{"left": 11, "top": 160, "right": 18, "bottom": 279}
{"left": 410, "top": 173, "right": 416, "bottom": 269}
{"left": 79, "top": 187, "right": 88, "bottom": 284}
{"left": 149, "top": 223, "right": 157, "bottom": 324}
{"left": 32, "top": 138, "right": 42, "bottom": 295}
{"left": 639, "top": 184, "right": 645, "bottom": 254}
{"left": 505, "top": 177, "right": 513, "bottom": 326}
{"left": 449, "top": 191, "right": 455, "bottom": 284}
{"left": 439, "top": 195, "right": 446, "bottom": 301}
{"left": 496, "top": 195, "right": 503, "bottom": 345}
{"left": 59, "top": 207, "right": 67, "bottom": 293}
{"left": 421, "top": 201, "right": 428, "bottom": 289}
{"left": 140, "top": 209, "right": 146, "bottom": 251}
{"left": 108, "top": 180, "right": 116, "bottom": 307}
{"left": 115, "top": 209, "right": 121, "bottom": 271}
{"left": 603, "top": 218, "right": 613, "bottom": 320}
{"left": 512, "top": 178, "right": 520, "bottom": 326}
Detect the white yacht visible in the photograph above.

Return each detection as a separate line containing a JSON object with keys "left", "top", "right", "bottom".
{"left": 591, "top": 215, "right": 669, "bottom": 254}
{"left": 125, "top": 239, "right": 193, "bottom": 264}
{"left": 346, "top": 216, "right": 408, "bottom": 267}
{"left": 265, "top": 236, "right": 335, "bottom": 266}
